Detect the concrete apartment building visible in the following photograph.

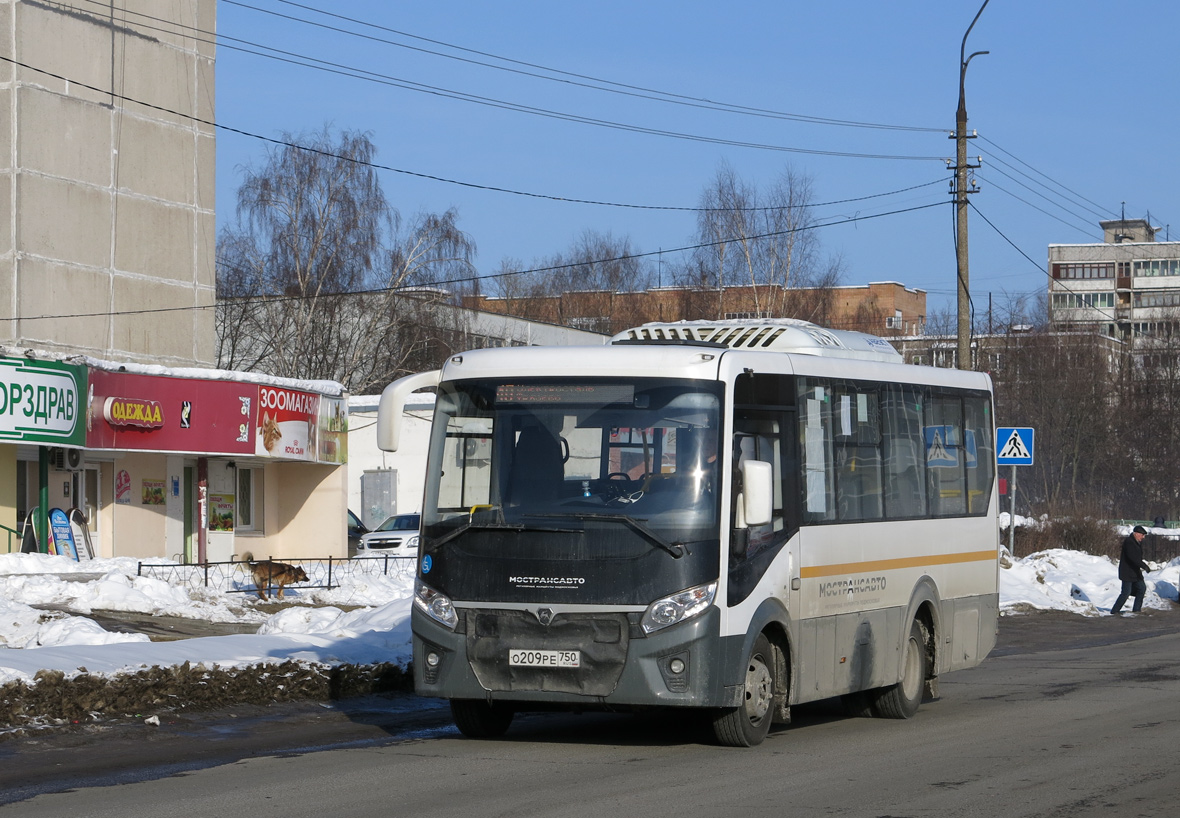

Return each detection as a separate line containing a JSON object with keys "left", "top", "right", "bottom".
{"left": 1048, "top": 218, "right": 1180, "bottom": 343}
{"left": 0, "top": 0, "right": 217, "bottom": 366}
{"left": 0, "top": 1, "right": 349, "bottom": 563}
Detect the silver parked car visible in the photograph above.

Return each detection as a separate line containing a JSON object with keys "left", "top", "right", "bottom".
{"left": 357, "top": 513, "right": 420, "bottom": 556}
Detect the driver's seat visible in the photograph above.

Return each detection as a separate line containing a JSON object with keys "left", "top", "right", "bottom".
{"left": 507, "top": 426, "right": 563, "bottom": 505}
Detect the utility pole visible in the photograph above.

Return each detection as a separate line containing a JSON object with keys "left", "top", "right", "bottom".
{"left": 952, "top": 0, "right": 989, "bottom": 371}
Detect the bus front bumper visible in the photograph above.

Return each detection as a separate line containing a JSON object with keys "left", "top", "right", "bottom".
{"left": 412, "top": 604, "right": 738, "bottom": 709}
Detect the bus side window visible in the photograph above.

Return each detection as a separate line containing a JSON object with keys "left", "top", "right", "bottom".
{"left": 798, "top": 381, "right": 836, "bottom": 523}
{"left": 882, "top": 384, "right": 926, "bottom": 518}
{"left": 964, "top": 396, "right": 995, "bottom": 513}
{"left": 832, "top": 387, "right": 883, "bottom": 521}
{"left": 924, "top": 397, "right": 966, "bottom": 517}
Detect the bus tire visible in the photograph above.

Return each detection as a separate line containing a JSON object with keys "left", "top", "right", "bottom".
{"left": 712, "top": 633, "right": 775, "bottom": 747}
{"left": 450, "top": 699, "right": 514, "bottom": 738}
{"left": 872, "top": 619, "right": 929, "bottom": 719}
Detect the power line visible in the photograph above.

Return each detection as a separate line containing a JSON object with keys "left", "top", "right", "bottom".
{"left": 977, "top": 145, "right": 1110, "bottom": 224}
{"left": 0, "top": 55, "right": 948, "bottom": 215}
{"left": 230, "top": 0, "right": 945, "bottom": 133}
{"left": 976, "top": 172, "right": 1100, "bottom": 239}
{"left": 977, "top": 135, "right": 1117, "bottom": 220}
{"left": 8, "top": 202, "right": 950, "bottom": 324}
{"left": 69, "top": 0, "right": 945, "bottom": 161}
{"left": 969, "top": 200, "right": 1122, "bottom": 326}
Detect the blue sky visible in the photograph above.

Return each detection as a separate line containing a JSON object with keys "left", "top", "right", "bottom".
{"left": 213, "top": 1, "right": 1180, "bottom": 322}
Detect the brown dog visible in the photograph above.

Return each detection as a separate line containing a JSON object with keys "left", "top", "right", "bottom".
{"left": 241, "top": 551, "right": 309, "bottom": 601}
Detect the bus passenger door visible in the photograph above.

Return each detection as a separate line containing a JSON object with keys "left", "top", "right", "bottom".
{"left": 727, "top": 410, "right": 798, "bottom": 612}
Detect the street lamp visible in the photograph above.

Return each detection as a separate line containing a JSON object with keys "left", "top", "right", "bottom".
{"left": 953, "top": 0, "right": 989, "bottom": 370}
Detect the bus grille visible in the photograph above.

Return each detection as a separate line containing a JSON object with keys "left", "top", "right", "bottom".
{"left": 465, "top": 609, "right": 630, "bottom": 697}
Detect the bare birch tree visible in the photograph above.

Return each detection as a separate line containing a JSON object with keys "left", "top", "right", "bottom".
{"left": 678, "top": 162, "right": 839, "bottom": 319}
{"left": 487, "top": 230, "right": 653, "bottom": 332}
{"left": 216, "top": 127, "right": 475, "bottom": 392}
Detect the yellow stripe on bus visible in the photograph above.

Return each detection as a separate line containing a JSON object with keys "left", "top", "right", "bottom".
{"left": 800, "top": 550, "right": 997, "bottom": 578}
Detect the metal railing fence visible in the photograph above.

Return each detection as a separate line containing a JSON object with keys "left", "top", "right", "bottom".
{"left": 136, "top": 554, "right": 416, "bottom": 597}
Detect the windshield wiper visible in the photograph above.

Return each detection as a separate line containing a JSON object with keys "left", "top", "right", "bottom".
{"left": 431, "top": 514, "right": 582, "bottom": 549}
{"left": 522, "top": 512, "right": 687, "bottom": 558}
{"left": 431, "top": 520, "right": 526, "bottom": 549}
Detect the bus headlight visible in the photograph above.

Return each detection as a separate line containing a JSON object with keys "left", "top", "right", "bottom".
{"left": 414, "top": 578, "right": 458, "bottom": 630}
{"left": 641, "top": 582, "right": 717, "bottom": 634}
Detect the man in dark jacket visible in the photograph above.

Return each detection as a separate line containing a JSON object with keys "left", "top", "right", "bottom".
{"left": 1111, "top": 525, "right": 1151, "bottom": 615}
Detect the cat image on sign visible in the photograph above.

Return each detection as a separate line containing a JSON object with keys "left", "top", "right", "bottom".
{"left": 261, "top": 411, "right": 282, "bottom": 453}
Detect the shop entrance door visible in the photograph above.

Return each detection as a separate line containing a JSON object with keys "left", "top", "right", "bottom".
{"left": 75, "top": 465, "right": 101, "bottom": 557}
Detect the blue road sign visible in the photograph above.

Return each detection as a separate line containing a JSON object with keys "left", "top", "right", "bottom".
{"left": 996, "top": 426, "right": 1034, "bottom": 466}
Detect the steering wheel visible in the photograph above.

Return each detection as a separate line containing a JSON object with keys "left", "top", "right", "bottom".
{"left": 602, "top": 472, "right": 635, "bottom": 500}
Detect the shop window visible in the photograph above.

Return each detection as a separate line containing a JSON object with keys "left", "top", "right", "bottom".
{"left": 236, "top": 467, "right": 264, "bottom": 532}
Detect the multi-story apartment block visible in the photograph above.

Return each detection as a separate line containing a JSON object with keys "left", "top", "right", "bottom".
{"left": 0, "top": 0, "right": 217, "bottom": 366}
{"left": 1048, "top": 218, "right": 1180, "bottom": 343}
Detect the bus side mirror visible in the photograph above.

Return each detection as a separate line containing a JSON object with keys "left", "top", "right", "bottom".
{"left": 377, "top": 370, "right": 440, "bottom": 451}
{"left": 741, "top": 460, "right": 773, "bottom": 528}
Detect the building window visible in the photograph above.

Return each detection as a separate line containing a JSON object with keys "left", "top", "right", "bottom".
{"left": 1134, "top": 291, "right": 1180, "bottom": 308}
{"left": 1053, "top": 263, "right": 1114, "bottom": 280}
{"left": 1133, "top": 259, "right": 1180, "bottom": 277}
{"left": 932, "top": 348, "right": 957, "bottom": 369}
{"left": 569, "top": 316, "right": 610, "bottom": 332}
{"left": 236, "top": 467, "right": 264, "bottom": 532}
{"left": 1132, "top": 321, "right": 1180, "bottom": 340}
{"left": 724, "top": 311, "right": 773, "bottom": 320}
{"left": 1052, "top": 292, "right": 1115, "bottom": 310}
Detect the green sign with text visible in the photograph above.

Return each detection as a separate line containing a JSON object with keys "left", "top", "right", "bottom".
{"left": 0, "top": 357, "right": 87, "bottom": 445}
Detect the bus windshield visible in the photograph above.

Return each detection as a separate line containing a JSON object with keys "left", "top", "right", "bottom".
{"left": 422, "top": 378, "right": 723, "bottom": 549}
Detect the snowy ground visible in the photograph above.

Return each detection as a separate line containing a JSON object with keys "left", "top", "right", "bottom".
{"left": 0, "top": 553, "right": 416, "bottom": 687}
{"left": 1, "top": 520, "right": 1177, "bottom": 690}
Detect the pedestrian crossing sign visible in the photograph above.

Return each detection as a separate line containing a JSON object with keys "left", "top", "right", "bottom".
{"left": 996, "top": 426, "right": 1034, "bottom": 466}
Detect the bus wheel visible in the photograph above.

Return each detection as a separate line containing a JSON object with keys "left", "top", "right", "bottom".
{"left": 450, "top": 699, "right": 514, "bottom": 738}
{"left": 873, "top": 619, "right": 929, "bottom": 719}
{"left": 712, "top": 633, "right": 775, "bottom": 747}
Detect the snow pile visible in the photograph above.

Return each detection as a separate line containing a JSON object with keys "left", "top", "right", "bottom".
{"left": 1002, "top": 548, "right": 1179, "bottom": 615}
{"left": 0, "top": 552, "right": 415, "bottom": 687}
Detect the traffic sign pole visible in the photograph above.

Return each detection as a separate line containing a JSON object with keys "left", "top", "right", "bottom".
{"left": 996, "top": 426, "right": 1034, "bottom": 556}
{"left": 1009, "top": 465, "right": 1016, "bottom": 556}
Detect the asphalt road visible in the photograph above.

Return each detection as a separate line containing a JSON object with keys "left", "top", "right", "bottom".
{"left": 2, "top": 607, "right": 1178, "bottom": 816}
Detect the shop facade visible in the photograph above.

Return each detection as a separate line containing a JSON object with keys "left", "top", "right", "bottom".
{"left": 1, "top": 353, "right": 348, "bottom": 562}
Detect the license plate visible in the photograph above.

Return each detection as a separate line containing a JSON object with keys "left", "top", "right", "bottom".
{"left": 509, "top": 649, "right": 581, "bottom": 668}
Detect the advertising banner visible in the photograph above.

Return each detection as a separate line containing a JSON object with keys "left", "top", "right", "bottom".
{"left": 255, "top": 385, "right": 319, "bottom": 461}
{"left": 0, "top": 357, "right": 87, "bottom": 445}
{"left": 84, "top": 369, "right": 347, "bottom": 464}
{"left": 48, "top": 508, "right": 79, "bottom": 560}
{"left": 142, "top": 478, "right": 166, "bottom": 505}
{"left": 87, "top": 371, "right": 257, "bottom": 455}
{"left": 317, "top": 396, "right": 348, "bottom": 464}
{"left": 115, "top": 469, "right": 131, "bottom": 504}
{"left": 208, "top": 494, "right": 235, "bottom": 531}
